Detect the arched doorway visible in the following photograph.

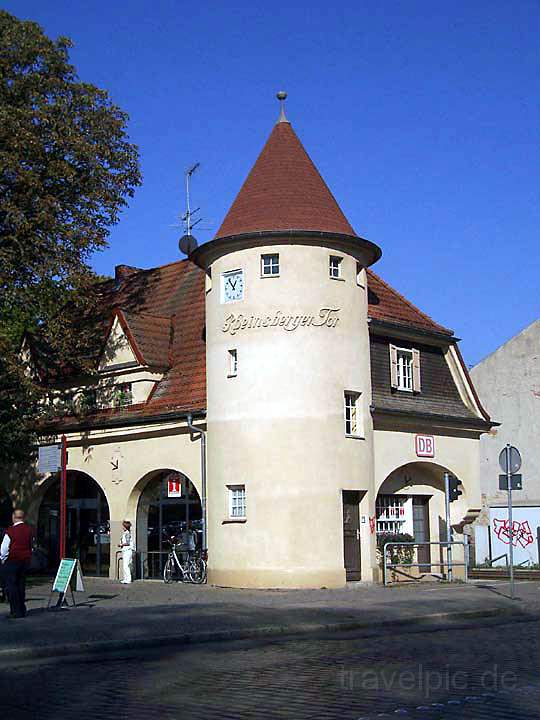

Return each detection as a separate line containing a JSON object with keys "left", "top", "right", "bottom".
{"left": 376, "top": 462, "right": 467, "bottom": 576}
{"left": 37, "top": 471, "right": 110, "bottom": 576}
{"left": 136, "top": 470, "right": 202, "bottom": 579}
{"left": 0, "top": 490, "right": 13, "bottom": 530}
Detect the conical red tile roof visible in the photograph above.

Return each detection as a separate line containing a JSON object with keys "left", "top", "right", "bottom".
{"left": 215, "top": 121, "right": 356, "bottom": 239}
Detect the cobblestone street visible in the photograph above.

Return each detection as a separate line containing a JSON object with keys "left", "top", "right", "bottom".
{"left": 1, "top": 577, "right": 536, "bottom": 660}
{"left": 3, "top": 614, "right": 540, "bottom": 719}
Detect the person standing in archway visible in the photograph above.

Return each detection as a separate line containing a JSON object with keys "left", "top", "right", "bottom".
{"left": 0, "top": 509, "right": 35, "bottom": 619}
{"left": 118, "top": 520, "right": 135, "bottom": 584}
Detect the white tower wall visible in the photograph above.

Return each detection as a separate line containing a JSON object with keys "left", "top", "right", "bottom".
{"left": 204, "top": 241, "right": 375, "bottom": 588}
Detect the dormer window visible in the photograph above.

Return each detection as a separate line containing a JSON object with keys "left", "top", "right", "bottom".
{"left": 397, "top": 349, "right": 413, "bottom": 391}
{"left": 113, "top": 382, "right": 133, "bottom": 408}
{"left": 80, "top": 389, "right": 97, "bottom": 413}
{"left": 390, "top": 345, "right": 421, "bottom": 393}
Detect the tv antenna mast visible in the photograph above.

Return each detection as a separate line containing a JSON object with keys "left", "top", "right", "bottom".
{"left": 179, "top": 162, "right": 201, "bottom": 256}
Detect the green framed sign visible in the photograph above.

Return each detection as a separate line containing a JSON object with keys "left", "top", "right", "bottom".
{"left": 52, "top": 558, "right": 85, "bottom": 594}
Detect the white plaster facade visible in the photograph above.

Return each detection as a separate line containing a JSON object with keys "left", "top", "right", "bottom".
{"left": 1, "top": 105, "right": 493, "bottom": 589}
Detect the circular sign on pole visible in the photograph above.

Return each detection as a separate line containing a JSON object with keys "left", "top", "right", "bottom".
{"left": 499, "top": 445, "right": 522, "bottom": 474}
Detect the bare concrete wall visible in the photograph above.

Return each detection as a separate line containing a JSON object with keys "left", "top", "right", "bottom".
{"left": 471, "top": 319, "right": 540, "bottom": 509}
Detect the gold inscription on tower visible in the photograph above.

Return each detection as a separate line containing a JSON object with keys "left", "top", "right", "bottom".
{"left": 222, "top": 308, "right": 340, "bottom": 336}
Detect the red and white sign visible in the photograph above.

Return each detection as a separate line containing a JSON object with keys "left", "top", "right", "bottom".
{"left": 167, "top": 474, "right": 183, "bottom": 498}
{"left": 415, "top": 435, "right": 435, "bottom": 458}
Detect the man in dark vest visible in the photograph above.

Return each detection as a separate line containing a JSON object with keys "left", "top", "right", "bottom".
{"left": 0, "top": 509, "right": 34, "bottom": 619}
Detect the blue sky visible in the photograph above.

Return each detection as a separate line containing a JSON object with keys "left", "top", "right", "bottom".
{"left": 5, "top": 1, "right": 539, "bottom": 365}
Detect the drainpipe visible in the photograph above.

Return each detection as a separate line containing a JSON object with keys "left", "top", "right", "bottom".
{"left": 187, "top": 413, "right": 207, "bottom": 553}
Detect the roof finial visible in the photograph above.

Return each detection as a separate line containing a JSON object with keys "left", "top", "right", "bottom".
{"left": 276, "top": 90, "right": 289, "bottom": 124}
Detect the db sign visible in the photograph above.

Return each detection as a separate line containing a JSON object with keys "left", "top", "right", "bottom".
{"left": 415, "top": 435, "right": 435, "bottom": 458}
{"left": 167, "top": 474, "right": 183, "bottom": 497}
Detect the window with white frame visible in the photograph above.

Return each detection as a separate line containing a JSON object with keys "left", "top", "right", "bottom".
{"left": 228, "top": 349, "right": 238, "bottom": 377}
{"left": 261, "top": 253, "right": 279, "bottom": 277}
{"left": 390, "top": 345, "right": 421, "bottom": 393}
{"left": 329, "top": 255, "right": 342, "bottom": 279}
{"left": 397, "top": 349, "right": 413, "bottom": 391}
{"left": 344, "top": 391, "right": 362, "bottom": 437}
{"left": 228, "top": 485, "right": 246, "bottom": 519}
{"left": 356, "top": 262, "right": 365, "bottom": 287}
{"left": 375, "top": 495, "right": 407, "bottom": 534}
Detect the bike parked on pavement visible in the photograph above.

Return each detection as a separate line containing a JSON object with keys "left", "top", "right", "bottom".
{"left": 163, "top": 536, "right": 207, "bottom": 584}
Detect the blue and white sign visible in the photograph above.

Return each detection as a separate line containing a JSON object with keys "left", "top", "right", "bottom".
{"left": 38, "top": 444, "right": 62, "bottom": 474}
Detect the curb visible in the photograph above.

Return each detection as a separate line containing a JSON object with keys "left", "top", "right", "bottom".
{"left": 0, "top": 606, "right": 526, "bottom": 664}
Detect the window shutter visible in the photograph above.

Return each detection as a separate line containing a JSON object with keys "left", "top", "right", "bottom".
{"left": 389, "top": 344, "right": 398, "bottom": 388}
{"left": 412, "top": 348, "right": 421, "bottom": 392}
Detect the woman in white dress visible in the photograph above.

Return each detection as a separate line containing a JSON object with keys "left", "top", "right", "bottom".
{"left": 119, "top": 520, "right": 135, "bottom": 584}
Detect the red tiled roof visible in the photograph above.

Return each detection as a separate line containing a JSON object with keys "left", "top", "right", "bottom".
{"left": 120, "top": 310, "right": 172, "bottom": 369}
{"left": 42, "top": 263, "right": 454, "bottom": 432}
{"left": 367, "top": 270, "right": 453, "bottom": 336}
{"left": 105, "top": 259, "right": 207, "bottom": 416}
{"left": 215, "top": 121, "right": 356, "bottom": 239}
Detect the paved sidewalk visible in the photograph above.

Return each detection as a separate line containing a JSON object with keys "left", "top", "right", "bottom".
{"left": 0, "top": 577, "right": 537, "bottom": 661}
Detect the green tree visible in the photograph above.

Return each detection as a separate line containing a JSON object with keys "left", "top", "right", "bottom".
{"left": 0, "top": 11, "right": 142, "bottom": 463}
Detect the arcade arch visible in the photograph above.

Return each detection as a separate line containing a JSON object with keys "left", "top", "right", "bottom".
{"left": 37, "top": 471, "right": 110, "bottom": 576}
{"left": 133, "top": 469, "right": 202, "bottom": 578}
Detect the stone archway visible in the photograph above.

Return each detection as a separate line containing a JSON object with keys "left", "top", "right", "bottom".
{"left": 37, "top": 470, "right": 111, "bottom": 576}
{"left": 376, "top": 461, "right": 469, "bottom": 578}
{"left": 134, "top": 469, "right": 202, "bottom": 579}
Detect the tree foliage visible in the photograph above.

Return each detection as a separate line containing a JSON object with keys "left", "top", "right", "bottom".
{"left": 0, "top": 11, "right": 142, "bottom": 463}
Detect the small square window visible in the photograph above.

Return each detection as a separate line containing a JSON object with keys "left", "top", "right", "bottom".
{"left": 228, "top": 349, "right": 238, "bottom": 377}
{"left": 329, "top": 255, "right": 343, "bottom": 279}
{"left": 228, "top": 485, "right": 246, "bottom": 519}
{"left": 261, "top": 254, "right": 279, "bottom": 277}
{"left": 344, "top": 391, "right": 363, "bottom": 437}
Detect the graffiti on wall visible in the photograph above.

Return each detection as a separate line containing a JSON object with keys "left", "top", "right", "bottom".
{"left": 493, "top": 518, "right": 534, "bottom": 548}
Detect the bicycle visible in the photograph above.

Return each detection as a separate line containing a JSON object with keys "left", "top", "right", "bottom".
{"left": 163, "top": 537, "right": 207, "bottom": 584}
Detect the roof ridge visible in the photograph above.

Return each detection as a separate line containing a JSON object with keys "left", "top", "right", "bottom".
{"left": 367, "top": 269, "right": 453, "bottom": 335}
{"left": 120, "top": 257, "right": 193, "bottom": 279}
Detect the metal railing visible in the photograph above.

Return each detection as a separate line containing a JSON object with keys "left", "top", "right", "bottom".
{"left": 138, "top": 551, "right": 169, "bottom": 580}
{"left": 383, "top": 540, "right": 469, "bottom": 585}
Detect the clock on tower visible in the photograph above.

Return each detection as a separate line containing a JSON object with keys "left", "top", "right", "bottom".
{"left": 221, "top": 269, "right": 244, "bottom": 303}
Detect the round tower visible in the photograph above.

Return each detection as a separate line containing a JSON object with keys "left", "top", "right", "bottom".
{"left": 192, "top": 95, "right": 381, "bottom": 588}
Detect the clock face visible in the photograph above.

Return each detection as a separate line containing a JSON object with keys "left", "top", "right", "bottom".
{"left": 221, "top": 269, "right": 244, "bottom": 303}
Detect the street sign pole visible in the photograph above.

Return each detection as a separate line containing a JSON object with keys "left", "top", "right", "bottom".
{"left": 444, "top": 472, "right": 453, "bottom": 582}
{"left": 506, "top": 444, "right": 515, "bottom": 600}
{"left": 59, "top": 434, "right": 67, "bottom": 559}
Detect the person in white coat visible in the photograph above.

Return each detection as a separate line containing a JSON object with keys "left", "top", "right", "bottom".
{"left": 118, "top": 520, "right": 134, "bottom": 584}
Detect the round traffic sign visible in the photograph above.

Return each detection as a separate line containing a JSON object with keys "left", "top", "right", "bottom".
{"left": 499, "top": 445, "right": 522, "bottom": 474}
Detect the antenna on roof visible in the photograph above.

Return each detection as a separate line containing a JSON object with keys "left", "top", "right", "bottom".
{"left": 179, "top": 162, "right": 201, "bottom": 256}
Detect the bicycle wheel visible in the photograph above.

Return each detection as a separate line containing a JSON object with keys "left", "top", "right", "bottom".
{"left": 189, "top": 556, "right": 207, "bottom": 584}
{"left": 163, "top": 556, "right": 175, "bottom": 583}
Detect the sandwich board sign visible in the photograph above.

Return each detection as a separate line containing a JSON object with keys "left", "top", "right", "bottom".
{"left": 48, "top": 558, "right": 85, "bottom": 609}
